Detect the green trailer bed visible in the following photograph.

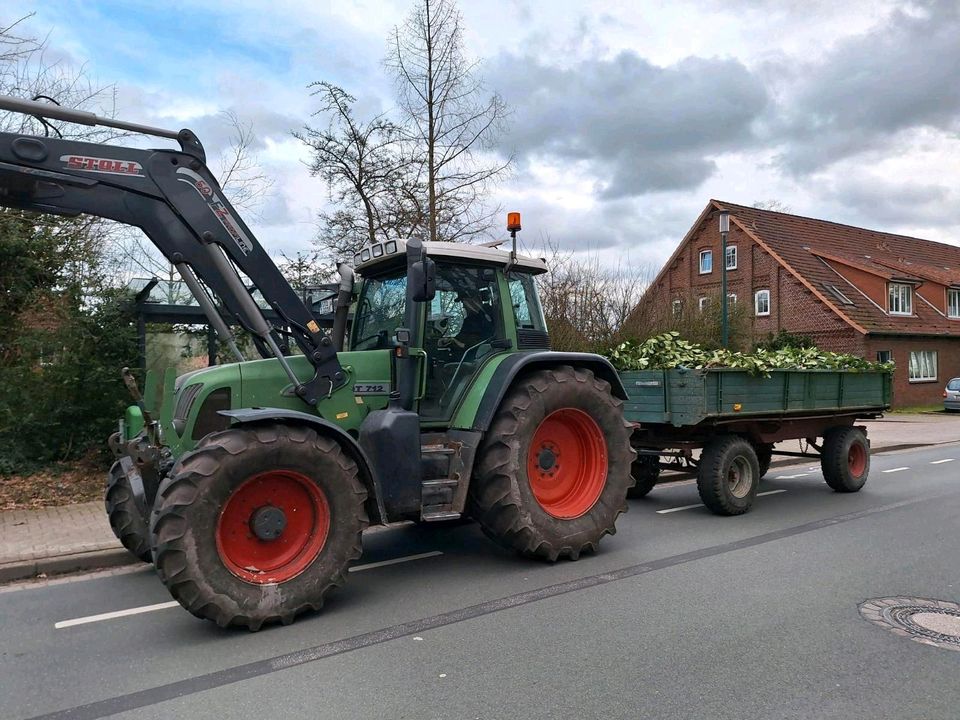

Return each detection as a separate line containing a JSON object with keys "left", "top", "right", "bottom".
{"left": 620, "top": 367, "right": 892, "bottom": 427}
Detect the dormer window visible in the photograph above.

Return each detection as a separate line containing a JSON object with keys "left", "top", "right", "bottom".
{"left": 888, "top": 283, "right": 912, "bottom": 315}
{"left": 949, "top": 288, "right": 960, "bottom": 318}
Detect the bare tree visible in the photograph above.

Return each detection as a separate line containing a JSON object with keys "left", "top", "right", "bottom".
{"left": 295, "top": 82, "right": 412, "bottom": 259}
{"left": 752, "top": 199, "right": 792, "bottom": 213}
{"left": 387, "top": 0, "right": 510, "bottom": 244}
{"left": 535, "top": 237, "right": 653, "bottom": 352}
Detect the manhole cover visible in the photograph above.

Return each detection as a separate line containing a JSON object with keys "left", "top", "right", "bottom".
{"left": 859, "top": 597, "right": 960, "bottom": 651}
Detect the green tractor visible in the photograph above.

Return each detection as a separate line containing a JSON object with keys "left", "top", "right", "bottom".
{"left": 0, "top": 96, "right": 634, "bottom": 630}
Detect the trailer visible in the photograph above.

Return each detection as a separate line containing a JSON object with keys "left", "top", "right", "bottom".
{"left": 621, "top": 367, "right": 892, "bottom": 514}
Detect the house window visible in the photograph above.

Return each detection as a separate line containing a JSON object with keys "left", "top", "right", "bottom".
{"left": 672, "top": 299, "right": 682, "bottom": 318}
{"left": 699, "top": 250, "right": 713, "bottom": 274}
{"left": 727, "top": 293, "right": 737, "bottom": 304}
{"left": 725, "top": 245, "right": 737, "bottom": 270}
{"left": 876, "top": 350, "right": 892, "bottom": 364}
{"left": 909, "top": 350, "right": 937, "bottom": 382}
{"left": 888, "top": 283, "right": 913, "bottom": 315}
{"left": 948, "top": 288, "right": 960, "bottom": 318}
{"left": 754, "top": 289, "right": 770, "bottom": 316}
{"left": 699, "top": 297, "right": 710, "bottom": 312}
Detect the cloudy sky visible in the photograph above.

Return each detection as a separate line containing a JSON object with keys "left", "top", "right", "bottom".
{"left": 5, "top": 0, "right": 960, "bottom": 272}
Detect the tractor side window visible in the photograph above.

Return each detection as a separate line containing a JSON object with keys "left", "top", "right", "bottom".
{"left": 507, "top": 272, "right": 547, "bottom": 331}
{"left": 352, "top": 273, "right": 407, "bottom": 351}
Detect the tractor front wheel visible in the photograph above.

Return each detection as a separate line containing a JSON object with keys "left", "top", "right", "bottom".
{"left": 150, "top": 423, "right": 367, "bottom": 630}
{"left": 105, "top": 460, "right": 152, "bottom": 563}
{"left": 469, "top": 366, "right": 634, "bottom": 561}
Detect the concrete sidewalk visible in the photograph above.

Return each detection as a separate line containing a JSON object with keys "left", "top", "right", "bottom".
{"left": 2, "top": 412, "right": 959, "bottom": 584}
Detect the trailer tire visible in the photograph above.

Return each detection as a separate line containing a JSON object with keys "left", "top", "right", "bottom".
{"left": 821, "top": 426, "right": 870, "bottom": 493}
{"left": 627, "top": 455, "right": 661, "bottom": 498}
{"left": 151, "top": 423, "right": 368, "bottom": 631}
{"left": 755, "top": 443, "right": 774, "bottom": 478}
{"left": 105, "top": 461, "right": 152, "bottom": 563}
{"left": 469, "top": 365, "right": 633, "bottom": 561}
{"left": 697, "top": 436, "right": 760, "bottom": 516}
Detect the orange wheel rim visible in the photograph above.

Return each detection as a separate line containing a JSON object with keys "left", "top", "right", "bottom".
{"left": 526, "top": 408, "right": 607, "bottom": 519}
{"left": 216, "top": 470, "right": 329, "bottom": 584}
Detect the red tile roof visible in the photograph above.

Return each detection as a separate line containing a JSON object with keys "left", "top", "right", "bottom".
{"left": 712, "top": 200, "right": 960, "bottom": 336}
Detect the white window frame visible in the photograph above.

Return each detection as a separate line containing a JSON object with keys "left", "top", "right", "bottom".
{"left": 672, "top": 299, "right": 682, "bottom": 318}
{"left": 888, "top": 282, "right": 913, "bottom": 315}
{"left": 699, "top": 250, "right": 713, "bottom": 274}
{"left": 725, "top": 245, "right": 737, "bottom": 270}
{"left": 727, "top": 293, "right": 737, "bottom": 304}
{"left": 698, "top": 296, "right": 710, "bottom": 312}
{"left": 908, "top": 350, "right": 937, "bottom": 383}
{"left": 754, "top": 289, "right": 770, "bottom": 316}
{"left": 948, "top": 288, "right": 960, "bottom": 319}
{"left": 876, "top": 350, "right": 892, "bottom": 364}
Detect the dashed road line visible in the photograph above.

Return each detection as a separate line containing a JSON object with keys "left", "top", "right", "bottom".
{"left": 54, "top": 552, "right": 444, "bottom": 628}
{"left": 348, "top": 550, "right": 443, "bottom": 572}
{"left": 55, "top": 601, "right": 179, "bottom": 629}
{"left": 930, "top": 458, "right": 955, "bottom": 465}
{"left": 882, "top": 467, "right": 909, "bottom": 473}
{"left": 774, "top": 473, "right": 810, "bottom": 479}
{"left": 657, "top": 489, "right": 787, "bottom": 514}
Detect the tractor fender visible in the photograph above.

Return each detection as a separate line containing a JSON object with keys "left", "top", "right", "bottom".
{"left": 466, "top": 351, "right": 628, "bottom": 433}
{"left": 219, "top": 408, "right": 385, "bottom": 523}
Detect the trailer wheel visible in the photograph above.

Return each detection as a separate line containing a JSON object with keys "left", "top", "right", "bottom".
{"left": 469, "top": 365, "right": 633, "bottom": 561}
{"left": 821, "top": 426, "right": 870, "bottom": 492}
{"left": 697, "top": 436, "right": 760, "bottom": 516}
{"left": 105, "top": 461, "right": 152, "bottom": 563}
{"left": 755, "top": 443, "right": 774, "bottom": 478}
{"left": 627, "top": 455, "right": 661, "bottom": 498}
{"left": 151, "top": 423, "right": 368, "bottom": 631}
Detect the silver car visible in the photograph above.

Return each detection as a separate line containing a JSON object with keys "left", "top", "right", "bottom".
{"left": 945, "top": 378, "right": 960, "bottom": 411}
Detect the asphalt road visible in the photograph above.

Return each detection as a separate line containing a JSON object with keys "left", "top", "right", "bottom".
{"left": 2, "top": 443, "right": 959, "bottom": 720}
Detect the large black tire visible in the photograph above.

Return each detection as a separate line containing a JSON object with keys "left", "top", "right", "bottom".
{"left": 105, "top": 461, "right": 152, "bottom": 563}
{"left": 755, "top": 443, "right": 774, "bottom": 478}
{"left": 821, "top": 426, "right": 870, "bottom": 492}
{"left": 150, "top": 423, "right": 368, "bottom": 631}
{"left": 697, "top": 435, "right": 760, "bottom": 516}
{"left": 469, "top": 365, "right": 634, "bottom": 561}
{"left": 627, "top": 454, "right": 661, "bottom": 498}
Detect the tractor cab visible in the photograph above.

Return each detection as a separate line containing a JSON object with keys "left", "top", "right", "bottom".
{"left": 348, "top": 238, "right": 550, "bottom": 421}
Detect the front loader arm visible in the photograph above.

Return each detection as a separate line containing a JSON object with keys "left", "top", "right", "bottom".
{"left": 0, "top": 98, "right": 344, "bottom": 405}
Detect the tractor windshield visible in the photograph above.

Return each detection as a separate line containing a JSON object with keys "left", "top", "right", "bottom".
{"left": 352, "top": 271, "right": 407, "bottom": 350}
{"left": 507, "top": 271, "right": 548, "bottom": 332}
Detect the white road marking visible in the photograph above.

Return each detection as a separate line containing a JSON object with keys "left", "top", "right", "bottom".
{"left": 930, "top": 458, "right": 955, "bottom": 465}
{"left": 55, "top": 601, "right": 179, "bottom": 629}
{"left": 348, "top": 550, "right": 443, "bottom": 573}
{"left": 883, "top": 467, "right": 909, "bottom": 473}
{"left": 774, "top": 473, "right": 810, "bottom": 479}
{"left": 53, "top": 551, "right": 445, "bottom": 628}
{"left": 657, "top": 489, "right": 787, "bottom": 514}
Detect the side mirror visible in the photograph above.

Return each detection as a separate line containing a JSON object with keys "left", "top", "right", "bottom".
{"left": 410, "top": 257, "right": 436, "bottom": 302}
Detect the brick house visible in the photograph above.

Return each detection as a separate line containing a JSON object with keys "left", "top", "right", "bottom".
{"left": 637, "top": 199, "right": 960, "bottom": 407}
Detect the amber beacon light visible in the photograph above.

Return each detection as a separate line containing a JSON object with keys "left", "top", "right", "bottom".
{"left": 507, "top": 212, "right": 522, "bottom": 232}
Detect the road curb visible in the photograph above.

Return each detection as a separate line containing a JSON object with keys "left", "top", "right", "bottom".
{"left": 0, "top": 547, "right": 138, "bottom": 583}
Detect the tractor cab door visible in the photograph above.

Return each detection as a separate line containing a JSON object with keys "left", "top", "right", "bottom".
{"left": 420, "top": 263, "right": 504, "bottom": 420}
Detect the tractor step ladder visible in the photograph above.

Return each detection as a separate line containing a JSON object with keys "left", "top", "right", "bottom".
{"left": 419, "top": 444, "right": 462, "bottom": 521}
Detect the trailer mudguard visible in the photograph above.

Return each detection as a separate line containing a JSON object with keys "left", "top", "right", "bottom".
{"left": 458, "top": 351, "right": 628, "bottom": 433}
{"left": 219, "top": 408, "right": 385, "bottom": 523}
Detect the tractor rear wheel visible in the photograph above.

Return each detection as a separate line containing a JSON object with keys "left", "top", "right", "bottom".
{"left": 150, "top": 423, "right": 367, "bottom": 630}
{"left": 821, "top": 426, "right": 870, "bottom": 492}
{"left": 627, "top": 454, "right": 661, "bottom": 498}
{"left": 469, "top": 366, "right": 633, "bottom": 561}
{"left": 105, "top": 461, "right": 152, "bottom": 563}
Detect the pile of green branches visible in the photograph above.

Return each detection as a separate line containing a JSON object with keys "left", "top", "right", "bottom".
{"left": 607, "top": 332, "right": 894, "bottom": 375}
